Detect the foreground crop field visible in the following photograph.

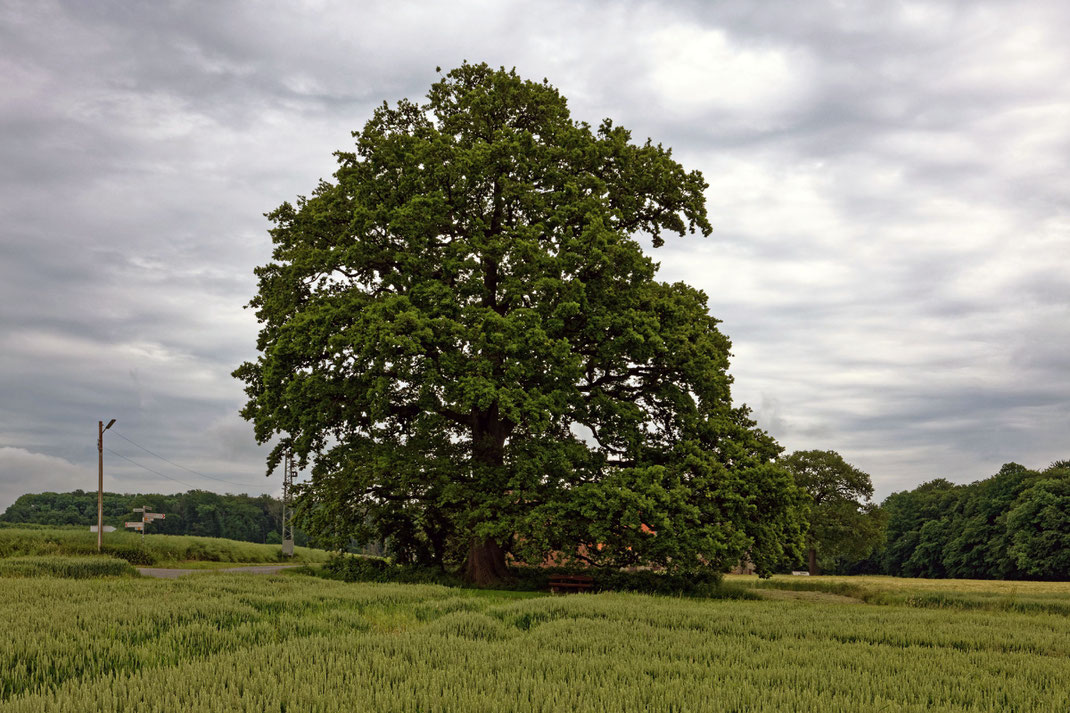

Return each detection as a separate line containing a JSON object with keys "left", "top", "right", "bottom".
{"left": 3, "top": 575, "right": 1069, "bottom": 711}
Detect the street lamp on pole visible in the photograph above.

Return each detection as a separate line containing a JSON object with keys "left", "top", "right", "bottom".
{"left": 97, "top": 419, "right": 115, "bottom": 552}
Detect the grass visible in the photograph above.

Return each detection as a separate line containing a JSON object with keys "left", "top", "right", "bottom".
{"left": 0, "top": 526, "right": 331, "bottom": 566}
{"left": 143, "top": 560, "right": 299, "bottom": 570}
{"left": 728, "top": 573, "right": 1070, "bottom": 615}
{"left": 1, "top": 573, "right": 1069, "bottom": 711}
{"left": 0, "top": 555, "right": 137, "bottom": 578}
{"left": 0, "top": 522, "right": 84, "bottom": 530}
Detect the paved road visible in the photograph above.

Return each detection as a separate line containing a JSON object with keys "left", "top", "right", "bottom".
{"left": 137, "top": 565, "right": 304, "bottom": 579}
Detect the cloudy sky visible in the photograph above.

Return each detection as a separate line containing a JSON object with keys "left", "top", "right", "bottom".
{"left": 1, "top": 0, "right": 1067, "bottom": 511}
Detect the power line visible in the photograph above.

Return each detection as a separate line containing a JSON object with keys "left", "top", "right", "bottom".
{"left": 112, "top": 431, "right": 265, "bottom": 488}
{"left": 104, "top": 447, "right": 201, "bottom": 489}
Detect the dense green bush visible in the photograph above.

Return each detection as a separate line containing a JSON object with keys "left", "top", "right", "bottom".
{"left": 322, "top": 554, "right": 391, "bottom": 581}
{"left": 102, "top": 545, "right": 156, "bottom": 566}
{"left": 589, "top": 567, "right": 743, "bottom": 597}
{"left": 321, "top": 555, "right": 752, "bottom": 598}
{"left": 322, "top": 555, "right": 463, "bottom": 586}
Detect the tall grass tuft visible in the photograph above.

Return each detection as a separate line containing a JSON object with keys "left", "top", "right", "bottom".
{"left": 0, "top": 555, "right": 137, "bottom": 578}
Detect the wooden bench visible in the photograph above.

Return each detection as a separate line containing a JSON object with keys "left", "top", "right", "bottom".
{"left": 548, "top": 574, "right": 595, "bottom": 594}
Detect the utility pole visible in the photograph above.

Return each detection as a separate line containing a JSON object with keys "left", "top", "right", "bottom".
{"left": 281, "top": 453, "right": 295, "bottom": 557}
{"left": 97, "top": 418, "right": 116, "bottom": 552}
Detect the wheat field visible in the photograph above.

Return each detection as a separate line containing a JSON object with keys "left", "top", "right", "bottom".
{"left": 1, "top": 573, "right": 1068, "bottom": 711}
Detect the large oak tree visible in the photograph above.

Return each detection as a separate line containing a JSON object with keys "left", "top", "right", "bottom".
{"left": 235, "top": 63, "right": 805, "bottom": 584}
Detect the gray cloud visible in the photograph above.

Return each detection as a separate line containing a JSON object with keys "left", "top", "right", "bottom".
{"left": 1, "top": 0, "right": 1068, "bottom": 510}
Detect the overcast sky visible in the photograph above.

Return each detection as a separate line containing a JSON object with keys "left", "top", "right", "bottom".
{"left": 1, "top": 0, "right": 1067, "bottom": 511}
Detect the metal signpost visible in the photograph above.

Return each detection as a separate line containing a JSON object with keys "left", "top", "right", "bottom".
{"left": 126, "top": 507, "right": 165, "bottom": 539}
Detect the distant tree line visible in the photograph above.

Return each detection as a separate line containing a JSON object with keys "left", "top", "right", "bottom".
{"left": 784, "top": 457, "right": 1070, "bottom": 580}
{"left": 876, "top": 461, "right": 1070, "bottom": 580}
{"left": 0, "top": 490, "right": 310, "bottom": 546}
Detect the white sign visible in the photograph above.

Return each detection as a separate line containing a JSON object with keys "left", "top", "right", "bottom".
{"left": 89, "top": 525, "right": 116, "bottom": 533}
{"left": 791, "top": 571, "right": 810, "bottom": 576}
{"left": 143, "top": 513, "right": 165, "bottom": 521}
{"left": 124, "top": 521, "right": 144, "bottom": 530}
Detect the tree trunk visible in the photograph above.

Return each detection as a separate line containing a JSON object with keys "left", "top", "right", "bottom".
{"left": 808, "top": 547, "right": 819, "bottom": 576}
{"left": 462, "top": 400, "right": 512, "bottom": 586}
{"left": 464, "top": 537, "right": 510, "bottom": 586}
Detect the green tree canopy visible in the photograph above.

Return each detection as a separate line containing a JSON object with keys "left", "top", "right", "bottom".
{"left": 880, "top": 461, "right": 1070, "bottom": 581}
{"left": 234, "top": 63, "right": 805, "bottom": 584}
{"left": 940, "top": 463, "right": 1039, "bottom": 579}
{"left": 881, "top": 477, "right": 961, "bottom": 577}
{"left": 1006, "top": 464, "right": 1070, "bottom": 579}
{"left": 781, "top": 449, "right": 883, "bottom": 574}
